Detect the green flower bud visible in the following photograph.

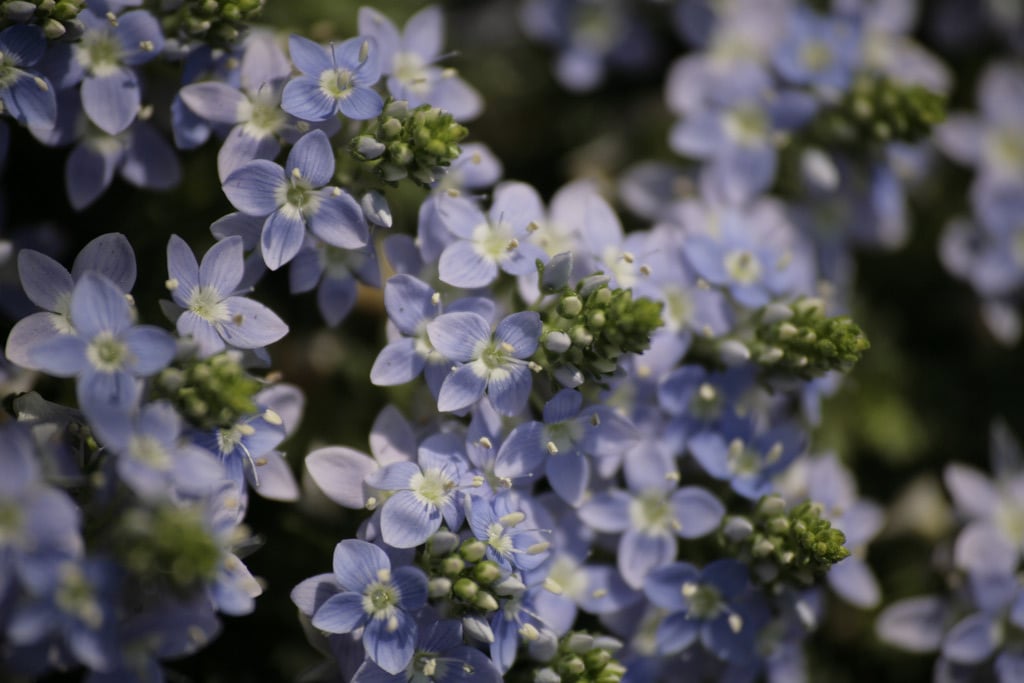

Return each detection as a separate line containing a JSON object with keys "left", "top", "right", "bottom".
{"left": 452, "top": 577, "right": 479, "bottom": 601}
{"left": 472, "top": 560, "right": 502, "bottom": 585}
{"left": 473, "top": 591, "right": 499, "bottom": 612}
{"left": 459, "top": 539, "right": 486, "bottom": 563}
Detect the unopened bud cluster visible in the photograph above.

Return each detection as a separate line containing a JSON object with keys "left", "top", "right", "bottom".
{"left": 1, "top": 0, "right": 86, "bottom": 40}
{"left": 114, "top": 504, "right": 223, "bottom": 588}
{"left": 153, "top": 352, "right": 261, "bottom": 430}
{"left": 809, "top": 73, "right": 946, "bottom": 145}
{"left": 533, "top": 631, "right": 626, "bottom": 683}
{"left": 158, "top": 0, "right": 263, "bottom": 48}
{"left": 419, "top": 531, "right": 518, "bottom": 623}
{"left": 720, "top": 495, "right": 849, "bottom": 587}
{"left": 350, "top": 99, "right": 467, "bottom": 186}
{"left": 536, "top": 256, "right": 664, "bottom": 386}
{"left": 748, "top": 298, "right": 869, "bottom": 379}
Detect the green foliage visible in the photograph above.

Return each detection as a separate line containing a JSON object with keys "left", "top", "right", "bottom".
{"left": 350, "top": 99, "right": 468, "bottom": 186}
{"left": 154, "top": 0, "right": 263, "bottom": 48}
{"left": 720, "top": 495, "right": 850, "bottom": 588}
{"left": 0, "top": 0, "right": 86, "bottom": 40}
{"left": 153, "top": 352, "right": 262, "bottom": 431}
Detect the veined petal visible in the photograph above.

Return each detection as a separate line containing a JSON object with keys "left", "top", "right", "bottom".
{"left": 114, "top": 10, "right": 164, "bottom": 66}
{"left": 310, "top": 190, "right": 369, "bottom": 249}
{"left": 370, "top": 338, "right": 424, "bottom": 386}
{"left": 261, "top": 209, "right": 306, "bottom": 270}
{"left": 656, "top": 613, "right": 700, "bottom": 655}
{"left": 219, "top": 296, "right": 288, "bottom": 349}
{"left": 180, "top": 82, "right": 249, "bottom": 124}
{"left": 81, "top": 68, "right": 140, "bottom": 136}
{"left": 365, "top": 461, "right": 421, "bottom": 491}
{"left": 288, "top": 34, "right": 332, "bottom": 76}
{"left": 493, "top": 421, "right": 546, "bottom": 478}
{"left": 357, "top": 7, "right": 400, "bottom": 67}
{"left": 390, "top": 566, "right": 428, "bottom": 611}
{"left": 6, "top": 73, "right": 56, "bottom": 129}
{"left": 218, "top": 125, "right": 281, "bottom": 182}
{"left": 438, "top": 239, "right": 497, "bottom": 289}
{"left": 5, "top": 312, "right": 64, "bottom": 368}
{"left": 383, "top": 274, "right": 436, "bottom": 335}
{"left": 305, "top": 446, "right": 378, "bottom": 508}
{"left": 332, "top": 539, "right": 388, "bottom": 590}
{"left": 199, "top": 235, "right": 245, "bottom": 296}
{"left": 644, "top": 562, "right": 699, "bottom": 612}
{"left": 494, "top": 311, "right": 541, "bottom": 358}
{"left": 437, "top": 363, "right": 487, "bottom": 413}
{"left": 427, "top": 311, "right": 490, "bottom": 362}
{"left": 18, "top": 249, "right": 72, "bottom": 311}
{"left": 26, "top": 333, "right": 87, "bottom": 376}
{"left": 380, "top": 490, "right": 439, "bottom": 548}
{"left": 176, "top": 311, "right": 225, "bottom": 356}
{"left": 363, "top": 611, "right": 416, "bottom": 675}
{"left": 669, "top": 486, "right": 724, "bottom": 539}
{"left": 489, "top": 181, "right": 544, "bottom": 234}
{"left": 71, "top": 272, "right": 132, "bottom": 337}
{"left": 338, "top": 86, "right": 384, "bottom": 121}
{"left": 73, "top": 233, "right": 136, "bottom": 293}
{"left": 485, "top": 361, "right": 531, "bottom": 416}
{"left": 121, "top": 325, "right": 175, "bottom": 375}
{"left": 312, "top": 592, "right": 366, "bottom": 634}
{"left": 286, "top": 129, "right": 334, "bottom": 186}
{"left": 223, "top": 160, "right": 286, "bottom": 216}
{"left": 166, "top": 235, "right": 200, "bottom": 306}
{"left": 281, "top": 76, "right": 337, "bottom": 122}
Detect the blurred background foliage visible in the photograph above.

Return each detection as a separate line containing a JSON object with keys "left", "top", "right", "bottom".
{"left": 2, "top": 0, "right": 1019, "bottom": 680}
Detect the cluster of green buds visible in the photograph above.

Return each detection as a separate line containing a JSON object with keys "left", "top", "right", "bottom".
{"left": 350, "top": 99, "right": 467, "bottom": 186}
{"left": 1, "top": 0, "right": 86, "bottom": 41}
{"left": 152, "top": 351, "right": 262, "bottom": 431}
{"left": 535, "top": 254, "right": 664, "bottom": 386}
{"left": 532, "top": 631, "right": 626, "bottom": 683}
{"left": 418, "top": 530, "right": 526, "bottom": 639}
{"left": 808, "top": 72, "right": 947, "bottom": 145}
{"left": 719, "top": 495, "right": 849, "bottom": 587}
{"left": 155, "top": 0, "right": 262, "bottom": 48}
{"left": 113, "top": 504, "right": 225, "bottom": 588}
{"left": 747, "top": 297, "right": 870, "bottom": 380}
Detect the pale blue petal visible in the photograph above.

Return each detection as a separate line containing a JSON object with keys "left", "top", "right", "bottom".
{"left": 644, "top": 562, "right": 699, "bottom": 611}
{"left": 166, "top": 234, "right": 199, "bottom": 306}
{"left": 25, "top": 333, "right": 86, "bottom": 375}
{"left": 121, "top": 325, "right": 175, "bottom": 375}
{"left": 490, "top": 181, "right": 544, "bottom": 234}
{"left": 281, "top": 75, "right": 337, "bottom": 122}
{"left": 546, "top": 451, "right": 589, "bottom": 506}
{"left": 114, "top": 10, "right": 163, "bottom": 66}
{"left": 18, "top": 249, "right": 72, "bottom": 311}
{"left": 357, "top": 8, "right": 399, "bottom": 67}
{"left": 318, "top": 274, "right": 358, "bottom": 327}
{"left": 223, "top": 160, "right": 285, "bottom": 216}
{"left": 219, "top": 296, "right": 288, "bottom": 348}
{"left": 391, "top": 566, "right": 427, "bottom": 610}
{"left": 427, "top": 311, "right": 490, "bottom": 362}
{"left": 383, "top": 274, "right": 436, "bottom": 335}
{"left": 381, "top": 490, "right": 439, "bottom": 548}
{"left": 942, "top": 613, "right": 1001, "bottom": 664}
{"left": 618, "top": 529, "right": 676, "bottom": 589}
{"left": 287, "top": 129, "right": 335, "bottom": 186}
{"left": 438, "top": 239, "right": 497, "bottom": 289}
{"left": 370, "top": 338, "right": 424, "bottom": 386}
{"left": 312, "top": 592, "right": 367, "bottom": 633}
{"left": 82, "top": 68, "right": 140, "bottom": 135}
{"left": 493, "top": 421, "right": 545, "bottom": 478}
{"left": 261, "top": 209, "right": 306, "bottom": 270}
{"left": 120, "top": 121, "right": 181, "bottom": 190}
{"left": 73, "top": 233, "right": 136, "bottom": 292}
{"left": 249, "top": 451, "right": 298, "bottom": 501}
{"left": 218, "top": 125, "right": 280, "bottom": 182}
{"left": 366, "top": 461, "right": 421, "bottom": 491}
{"left": 4, "top": 312, "right": 63, "bottom": 367}
{"left": 333, "top": 539, "right": 389, "bottom": 590}
{"left": 288, "top": 34, "right": 332, "bottom": 75}
{"left": 65, "top": 139, "right": 119, "bottom": 210}
{"left": 71, "top": 272, "right": 131, "bottom": 337}
{"left": 305, "top": 446, "right": 377, "bottom": 508}
{"left": 339, "top": 86, "right": 384, "bottom": 121}
{"left": 200, "top": 235, "right": 245, "bottom": 296}
{"left": 670, "top": 486, "right": 724, "bottom": 539}
{"left": 827, "top": 556, "right": 881, "bottom": 609}
{"left": 364, "top": 611, "right": 416, "bottom": 675}
{"left": 179, "top": 82, "right": 248, "bottom": 124}
{"left": 577, "top": 490, "right": 631, "bottom": 533}
{"left": 494, "top": 311, "right": 541, "bottom": 358}
{"left": 656, "top": 613, "right": 700, "bottom": 655}
{"left": 875, "top": 596, "right": 947, "bottom": 653}
{"left": 437, "top": 363, "right": 487, "bottom": 413}
{"left": 291, "top": 573, "right": 340, "bottom": 617}
{"left": 310, "top": 190, "right": 368, "bottom": 249}
{"left": 176, "top": 311, "right": 225, "bottom": 356}
{"left": 486, "top": 362, "right": 531, "bottom": 416}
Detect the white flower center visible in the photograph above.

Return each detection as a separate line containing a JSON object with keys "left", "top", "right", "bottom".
{"left": 86, "top": 331, "right": 129, "bottom": 372}
{"left": 187, "top": 285, "right": 229, "bottom": 323}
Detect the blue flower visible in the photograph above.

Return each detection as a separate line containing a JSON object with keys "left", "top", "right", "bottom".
{"left": 165, "top": 234, "right": 289, "bottom": 357}
{"left": 0, "top": 25, "right": 57, "bottom": 129}
{"left": 281, "top": 34, "right": 384, "bottom": 122}
{"left": 311, "top": 539, "right": 428, "bottom": 675}
{"left": 643, "top": 559, "right": 751, "bottom": 657}
{"left": 370, "top": 273, "right": 494, "bottom": 396}
{"left": 222, "top": 129, "right": 369, "bottom": 269}
{"left": 22, "top": 271, "right": 175, "bottom": 418}
{"left": 427, "top": 309, "right": 541, "bottom": 416}
{"left": 466, "top": 491, "right": 549, "bottom": 574}
{"left": 357, "top": 5, "right": 483, "bottom": 120}
{"left": 5, "top": 233, "right": 136, "bottom": 369}
{"left": 365, "top": 432, "right": 470, "bottom": 549}
{"left": 69, "top": 9, "right": 164, "bottom": 135}
{"left": 289, "top": 239, "right": 381, "bottom": 327}
{"left": 772, "top": 8, "right": 861, "bottom": 91}
{"left": 351, "top": 610, "right": 501, "bottom": 682}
